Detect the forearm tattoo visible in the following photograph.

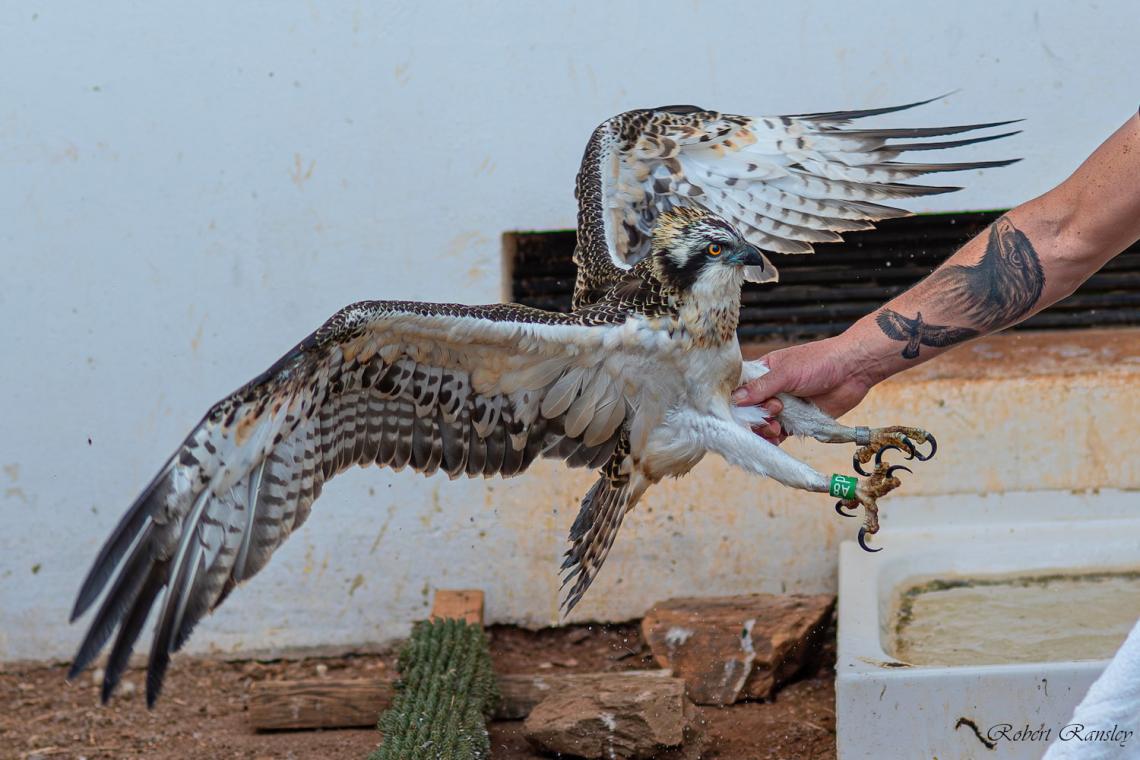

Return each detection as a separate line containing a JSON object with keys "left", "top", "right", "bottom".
{"left": 876, "top": 310, "right": 979, "bottom": 360}
{"left": 876, "top": 216, "right": 1046, "bottom": 359}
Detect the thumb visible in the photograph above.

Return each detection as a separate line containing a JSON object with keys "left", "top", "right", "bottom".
{"left": 732, "top": 356, "right": 787, "bottom": 405}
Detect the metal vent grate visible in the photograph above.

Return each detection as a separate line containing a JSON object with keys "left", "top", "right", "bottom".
{"left": 508, "top": 211, "right": 1140, "bottom": 342}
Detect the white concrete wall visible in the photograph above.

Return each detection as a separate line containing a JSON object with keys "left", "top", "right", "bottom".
{"left": 3, "top": 1, "right": 1138, "bottom": 662}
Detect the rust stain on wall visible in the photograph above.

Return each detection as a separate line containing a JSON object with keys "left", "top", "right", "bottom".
{"left": 290, "top": 153, "right": 316, "bottom": 188}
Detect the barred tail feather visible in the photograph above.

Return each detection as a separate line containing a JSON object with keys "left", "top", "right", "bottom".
{"left": 560, "top": 439, "right": 644, "bottom": 614}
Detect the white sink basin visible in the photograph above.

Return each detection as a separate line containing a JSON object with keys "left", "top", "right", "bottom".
{"left": 836, "top": 517, "right": 1140, "bottom": 759}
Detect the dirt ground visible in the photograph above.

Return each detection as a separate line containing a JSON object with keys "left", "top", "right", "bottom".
{"left": 1, "top": 623, "right": 836, "bottom": 760}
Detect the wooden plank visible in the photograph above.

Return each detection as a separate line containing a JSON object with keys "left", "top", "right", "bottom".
{"left": 248, "top": 670, "right": 670, "bottom": 731}
{"left": 248, "top": 678, "right": 394, "bottom": 732}
{"left": 430, "top": 589, "right": 484, "bottom": 626}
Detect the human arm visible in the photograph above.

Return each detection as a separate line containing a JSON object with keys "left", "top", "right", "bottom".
{"left": 734, "top": 111, "right": 1140, "bottom": 440}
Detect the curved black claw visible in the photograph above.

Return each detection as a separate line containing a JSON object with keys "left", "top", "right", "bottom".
{"left": 835, "top": 500, "right": 857, "bottom": 517}
{"left": 874, "top": 444, "right": 905, "bottom": 466}
{"left": 913, "top": 434, "right": 938, "bottom": 461}
{"left": 885, "top": 464, "right": 913, "bottom": 479}
{"left": 858, "top": 527, "right": 883, "bottom": 553}
{"left": 853, "top": 455, "right": 872, "bottom": 477}
{"left": 898, "top": 437, "right": 918, "bottom": 459}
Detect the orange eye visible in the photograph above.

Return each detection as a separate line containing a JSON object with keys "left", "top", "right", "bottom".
{"left": 707, "top": 243, "right": 722, "bottom": 256}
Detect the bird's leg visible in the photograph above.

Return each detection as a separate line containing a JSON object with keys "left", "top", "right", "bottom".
{"left": 770, "top": 393, "right": 936, "bottom": 476}
{"left": 768, "top": 393, "right": 932, "bottom": 552}
{"left": 735, "top": 361, "right": 932, "bottom": 552}
{"left": 695, "top": 414, "right": 916, "bottom": 552}
{"left": 735, "top": 361, "right": 937, "bottom": 473}
{"left": 689, "top": 414, "right": 831, "bottom": 493}
{"left": 832, "top": 461, "right": 912, "bottom": 552}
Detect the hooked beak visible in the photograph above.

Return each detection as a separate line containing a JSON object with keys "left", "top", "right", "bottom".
{"left": 732, "top": 242, "right": 779, "bottom": 284}
{"left": 732, "top": 242, "right": 768, "bottom": 268}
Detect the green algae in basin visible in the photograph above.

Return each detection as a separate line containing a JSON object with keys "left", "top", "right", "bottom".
{"left": 889, "top": 569, "right": 1140, "bottom": 667}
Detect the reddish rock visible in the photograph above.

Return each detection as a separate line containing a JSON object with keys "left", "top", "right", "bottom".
{"left": 523, "top": 671, "right": 699, "bottom": 759}
{"left": 641, "top": 593, "right": 835, "bottom": 705}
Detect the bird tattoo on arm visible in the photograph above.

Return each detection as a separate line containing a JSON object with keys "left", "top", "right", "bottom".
{"left": 875, "top": 216, "right": 1045, "bottom": 358}
{"left": 68, "top": 96, "right": 1018, "bottom": 706}
{"left": 876, "top": 310, "right": 979, "bottom": 359}
{"left": 933, "top": 216, "right": 1045, "bottom": 331}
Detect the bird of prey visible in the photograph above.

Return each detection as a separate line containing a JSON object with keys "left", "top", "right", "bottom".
{"left": 69, "top": 96, "right": 1017, "bottom": 706}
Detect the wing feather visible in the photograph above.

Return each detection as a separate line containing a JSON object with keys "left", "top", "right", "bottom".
{"left": 389, "top": 399, "right": 415, "bottom": 472}
{"left": 564, "top": 369, "right": 610, "bottom": 438}
{"left": 875, "top": 309, "right": 914, "bottom": 341}
{"left": 70, "top": 300, "right": 651, "bottom": 703}
{"left": 571, "top": 97, "right": 1019, "bottom": 303}
{"left": 924, "top": 324, "right": 981, "bottom": 346}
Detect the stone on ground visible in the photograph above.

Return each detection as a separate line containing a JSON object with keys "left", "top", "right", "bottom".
{"left": 641, "top": 593, "right": 835, "bottom": 705}
{"left": 523, "top": 671, "right": 699, "bottom": 759}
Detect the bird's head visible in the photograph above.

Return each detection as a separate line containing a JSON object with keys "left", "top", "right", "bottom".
{"left": 649, "top": 206, "right": 776, "bottom": 294}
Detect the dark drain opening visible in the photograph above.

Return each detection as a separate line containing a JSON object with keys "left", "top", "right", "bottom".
{"left": 507, "top": 211, "right": 1140, "bottom": 342}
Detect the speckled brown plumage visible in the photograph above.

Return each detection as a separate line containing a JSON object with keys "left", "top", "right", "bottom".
{"left": 571, "top": 97, "right": 1020, "bottom": 307}
{"left": 70, "top": 98, "right": 1018, "bottom": 706}
{"left": 67, "top": 205, "right": 745, "bottom": 705}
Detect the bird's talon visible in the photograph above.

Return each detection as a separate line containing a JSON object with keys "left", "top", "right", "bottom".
{"left": 858, "top": 526, "right": 883, "bottom": 553}
{"left": 913, "top": 434, "right": 938, "bottom": 461}
{"left": 844, "top": 426, "right": 929, "bottom": 553}
{"left": 874, "top": 444, "right": 903, "bottom": 466}
{"left": 885, "top": 464, "right": 912, "bottom": 479}
{"left": 835, "top": 500, "right": 856, "bottom": 517}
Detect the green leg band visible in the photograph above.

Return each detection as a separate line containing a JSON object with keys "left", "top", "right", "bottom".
{"left": 830, "top": 473, "right": 858, "bottom": 500}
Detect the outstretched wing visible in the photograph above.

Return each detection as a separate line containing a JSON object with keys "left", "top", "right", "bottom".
{"left": 921, "top": 323, "right": 980, "bottom": 347}
{"left": 874, "top": 308, "right": 918, "bottom": 341}
{"left": 69, "top": 300, "right": 650, "bottom": 705}
{"left": 571, "top": 96, "right": 1020, "bottom": 306}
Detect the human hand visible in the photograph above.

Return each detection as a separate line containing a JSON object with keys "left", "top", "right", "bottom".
{"left": 732, "top": 335, "right": 876, "bottom": 444}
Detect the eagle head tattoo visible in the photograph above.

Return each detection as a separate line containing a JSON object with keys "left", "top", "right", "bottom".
{"left": 877, "top": 215, "right": 1045, "bottom": 360}
{"left": 937, "top": 215, "right": 1045, "bottom": 329}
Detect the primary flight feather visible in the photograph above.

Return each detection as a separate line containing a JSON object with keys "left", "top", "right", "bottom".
{"left": 70, "top": 97, "right": 1016, "bottom": 705}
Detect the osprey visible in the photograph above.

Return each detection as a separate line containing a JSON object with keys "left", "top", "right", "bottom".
{"left": 69, "top": 97, "right": 1017, "bottom": 705}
